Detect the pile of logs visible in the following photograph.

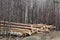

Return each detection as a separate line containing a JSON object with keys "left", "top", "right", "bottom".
{"left": 0, "top": 21, "right": 56, "bottom": 36}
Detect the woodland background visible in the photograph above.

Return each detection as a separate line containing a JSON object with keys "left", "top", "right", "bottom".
{"left": 0, "top": 0, "right": 60, "bottom": 30}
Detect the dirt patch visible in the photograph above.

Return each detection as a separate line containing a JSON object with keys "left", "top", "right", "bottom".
{"left": 0, "top": 31, "right": 60, "bottom": 40}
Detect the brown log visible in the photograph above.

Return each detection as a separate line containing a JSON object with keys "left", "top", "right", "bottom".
{"left": 0, "top": 24, "right": 32, "bottom": 30}
{"left": 0, "top": 21, "right": 31, "bottom": 27}
{"left": 10, "top": 28, "right": 32, "bottom": 36}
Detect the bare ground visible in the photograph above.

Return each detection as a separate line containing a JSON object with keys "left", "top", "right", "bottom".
{"left": 0, "top": 31, "right": 60, "bottom": 40}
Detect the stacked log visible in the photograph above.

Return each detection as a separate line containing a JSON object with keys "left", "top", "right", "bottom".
{"left": 31, "top": 24, "right": 56, "bottom": 33}
{"left": 0, "top": 21, "right": 34, "bottom": 36}
{"left": 0, "top": 21, "right": 56, "bottom": 37}
{"left": 10, "top": 28, "right": 32, "bottom": 36}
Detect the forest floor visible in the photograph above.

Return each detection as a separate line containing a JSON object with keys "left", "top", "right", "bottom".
{"left": 0, "top": 31, "right": 60, "bottom": 40}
